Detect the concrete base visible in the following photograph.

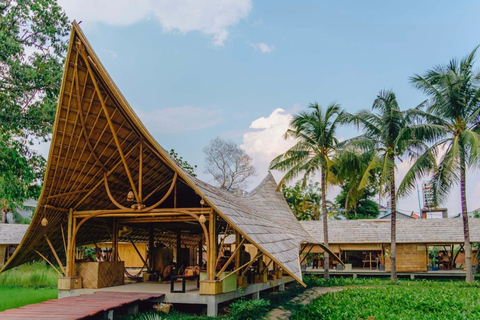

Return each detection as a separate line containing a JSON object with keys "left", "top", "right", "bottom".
{"left": 59, "top": 276, "right": 295, "bottom": 317}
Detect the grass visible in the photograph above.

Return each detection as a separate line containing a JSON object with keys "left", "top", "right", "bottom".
{"left": 291, "top": 276, "right": 480, "bottom": 319}
{"left": 0, "top": 261, "right": 59, "bottom": 288}
{"left": 0, "top": 262, "right": 59, "bottom": 311}
{"left": 0, "top": 286, "right": 57, "bottom": 312}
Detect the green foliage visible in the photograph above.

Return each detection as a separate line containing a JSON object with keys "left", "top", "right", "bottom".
{"left": 169, "top": 149, "right": 197, "bottom": 177}
{"left": 290, "top": 286, "right": 480, "bottom": 320}
{"left": 335, "top": 184, "right": 379, "bottom": 219}
{"left": 0, "top": 261, "right": 59, "bottom": 288}
{"left": 0, "top": 286, "right": 57, "bottom": 311}
{"left": 228, "top": 298, "right": 270, "bottom": 320}
{"left": 0, "top": 0, "right": 70, "bottom": 212}
{"left": 282, "top": 182, "right": 322, "bottom": 220}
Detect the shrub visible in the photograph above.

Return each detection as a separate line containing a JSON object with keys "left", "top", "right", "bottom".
{"left": 228, "top": 298, "right": 270, "bottom": 320}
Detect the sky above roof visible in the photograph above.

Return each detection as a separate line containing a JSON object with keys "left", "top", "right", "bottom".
{"left": 48, "top": 0, "right": 480, "bottom": 217}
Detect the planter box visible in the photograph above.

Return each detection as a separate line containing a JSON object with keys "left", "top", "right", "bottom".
{"left": 58, "top": 276, "right": 82, "bottom": 290}
{"left": 76, "top": 261, "right": 124, "bottom": 289}
{"left": 254, "top": 273, "right": 267, "bottom": 283}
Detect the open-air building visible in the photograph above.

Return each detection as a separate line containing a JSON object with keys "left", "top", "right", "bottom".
{"left": 0, "top": 23, "right": 331, "bottom": 317}
{"left": 301, "top": 219, "right": 480, "bottom": 275}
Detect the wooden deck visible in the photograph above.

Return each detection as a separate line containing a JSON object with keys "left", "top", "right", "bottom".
{"left": 0, "top": 291, "right": 164, "bottom": 320}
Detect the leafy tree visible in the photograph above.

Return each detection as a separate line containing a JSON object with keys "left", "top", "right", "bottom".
{"left": 0, "top": 1, "right": 69, "bottom": 219}
{"left": 404, "top": 46, "right": 480, "bottom": 282}
{"left": 270, "top": 102, "right": 344, "bottom": 280}
{"left": 203, "top": 137, "right": 256, "bottom": 191}
{"left": 282, "top": 182, "right": 321, "bottom": 221}
{"left": 335, "top": 184, "right": 379, "bottom": 219}
{"left": 169, "top": 149, "right": 197, "bottom": 177}
{"left": 332, "top": 148, "right": 380, "bottom": 219}
{"left": 344, "top": 90, "right": 427, "bottom": 281}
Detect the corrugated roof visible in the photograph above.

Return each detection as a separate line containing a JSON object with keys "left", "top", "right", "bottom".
{"left": 0, "top": 224, "right": 28, "bottom": 245}
{"left": 0, "top": 22, "right": 319, "bottom": 285}
{"left": 301, "top": 219, "right": 480, "bottom": 244}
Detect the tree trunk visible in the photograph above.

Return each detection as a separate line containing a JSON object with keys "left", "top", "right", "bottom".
{"left": 321, "top": 169, "right": 329, "bottom": 280}
{"left": 460, "top": 154, "right": 473, "bottom": 282}
{"left": 389, "top": 156, "right": 397, "bottom": 281}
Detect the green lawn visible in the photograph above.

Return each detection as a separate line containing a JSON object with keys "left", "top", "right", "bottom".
{"left": 292, "top": 277, "right": 480, "bottom": 320}
{"left": 0, "top": 286, "right": 57, "bottom": 311}
{"left": 0, "top": 262, "right": 59, "bottom": 312}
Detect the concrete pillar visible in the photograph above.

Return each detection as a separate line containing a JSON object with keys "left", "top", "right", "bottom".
{"left": 207, "top": 301, "right": 218, "bottom": 317}
{"left": 278, "top": 283, "right": 285, "bottom": 291}
{"left": 353, "top": 273, "right": 357, "bottom": 279}
{"left": 127, "top": 303, "right": 138, "bottom": 315}
{"left": 410, "top": 274, "right": 415, "bottom": 280}
{"left": 104, "top": 309, "right": 114, "bottom": 320}
{"left": 252, "top": 291, "right": 260, "bottom": 300}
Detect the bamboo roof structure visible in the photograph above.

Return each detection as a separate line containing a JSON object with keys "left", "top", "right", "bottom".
{"left": 1, "top": 22, "right": 321, "bottom": 285}
{"left": 0, "top": 224, "right": 28, "bottom": 245}
{"left": 301, "top": 219, "right": 480, "bottom": 245}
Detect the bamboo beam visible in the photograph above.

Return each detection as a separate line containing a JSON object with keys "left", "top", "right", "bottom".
{"left": 128, "top": 236, "right": 148, "bottom": 269}
{"left": 60, "top": 225, "right": 67, "bottom": 254}
{"left": 46, "top": 188, "right": 92, "bottom": 200}
{"left": 45, "top": 235, "right": 66, "bottom": 276}
{"left": 104, "top": 174, "right": 130, "bottom": 210}
{"left": 73, "top": 207, "right": 210, "bottom": 217}
{"left": 216, "top": 237, "right": 245, "bottom": 278}
{"left": 241, "top": 253, "right": 263, "bottom": 277}
{"left": 300, "top": 245, "right": 314, "bottom": 265}
{"left": 214, "top": 225, "right": 231, "bottom": 270}
{"left": 142, "top": 172, "right": 178, "bottom": 212}
{"left": 74, "top": 60, "right": 108, "bottom": 172}
{"left": 112, "top": 219, "right": 119, "bottom": 261}
{"left": 220, "top": 256, "right": 260, "bottom": 282}
{"left": 139, "top": 140, "right": 143, "bottom": 203}
{"left": 81, "top": 51, "right": 140, "bottom": 203}
{"left": 143, "top": 179, "right": 174, "bottom": 203}
{"left": 35, "top": 250, "right": 63, "bottom": 277}
{"left": 43, "top": 204, "right": 69, "bottom": 213}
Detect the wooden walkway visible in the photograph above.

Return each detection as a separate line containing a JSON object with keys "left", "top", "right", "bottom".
{"left": 0, "top": 291, "right": 164, "bottom": 320}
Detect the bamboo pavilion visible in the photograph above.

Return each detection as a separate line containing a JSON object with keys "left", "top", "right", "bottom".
{"left": 0, "top": 23, "right": 329, "bottom": 314}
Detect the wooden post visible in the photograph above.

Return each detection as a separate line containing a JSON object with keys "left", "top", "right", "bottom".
{"left": 66, "top": 208, "right": 73, "bottom": 277}
{"left": 112, "top": 219, "right": 119, "bottom": 261}
{"left": 198, "top": 239, "right": 203, "bottom": 267}
{"left": 149, "top": 226, "right": 154, "bottom": 272}
{"left": 235, "top": 231, "right": 241, "bottom": 272}
{"left": 176, "top": 230, "right": 181, "bottom": 263}
{"left": 69, "top": 216, "right": 77, "bottom": 276}
{"left": 207, "top": 210, "right": 217, "bottom": 280}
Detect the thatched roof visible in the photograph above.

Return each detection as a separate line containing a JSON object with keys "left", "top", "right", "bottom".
{"left": 0, "top": 224, "right": 28, "bottom": 245}
{"left": 1, "top": 22, "right": 319, "bottom": 285}
{"left": 301, "top": 219, "right": 480, "bottom": 244}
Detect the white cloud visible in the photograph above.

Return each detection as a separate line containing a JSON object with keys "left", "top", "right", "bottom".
{"left": 134, "top": 105, "right": 223, "bottom": 134}
{"left": 241, "top": 108, "right": 295, "bottom": 185}
{"left": 58, "top": 0, "right": 252, "bottom": 46}
{"left": 249, "top": 42, "right": 274, "bottom": 53}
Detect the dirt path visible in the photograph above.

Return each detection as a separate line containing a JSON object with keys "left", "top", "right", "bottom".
{"left": 266, "top": 286, "right": 349, "bottom": 320}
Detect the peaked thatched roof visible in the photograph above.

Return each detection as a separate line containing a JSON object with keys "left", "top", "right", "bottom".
{"left": 0, "top": 224, "right": 28, "bottom": 245}
{"left": 1, "top": 23, "right": 320, "bottom": 285}
{"left": 301, "top": 219, "right": 480, "bottom": 244}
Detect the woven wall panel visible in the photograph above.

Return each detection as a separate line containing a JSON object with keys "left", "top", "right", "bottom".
{"left": 76, "top": 261, "right": 124, "bottom": 288}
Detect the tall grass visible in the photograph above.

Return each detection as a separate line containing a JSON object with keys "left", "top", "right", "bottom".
{"left": 0, "top": 262, "right": 59, "bottom": 288}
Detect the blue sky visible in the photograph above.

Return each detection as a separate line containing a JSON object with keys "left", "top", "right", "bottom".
{"left": 53, "top": 0, "right": 480, "bottom": 216}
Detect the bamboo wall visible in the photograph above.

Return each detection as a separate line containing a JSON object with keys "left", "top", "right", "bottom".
{"left": 0, "top": 244, "right": 6, "bottom": 267}
{"left": 385, "top": 244, "right": 428, "bottom": 272}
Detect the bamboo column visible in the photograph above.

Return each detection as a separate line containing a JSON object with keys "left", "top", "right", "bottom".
{"left": 148, "top": 226, "right": 154, "bottom": 271}
{"left": 176, "top": 230, "right": 181, "bottom": 263}
{"left": 235, "top": 231, "right": 241, "bottom": 272}
{"left": 207, "top": 210, "right": 217, "bottom": 280}
{"left": 66, "top": 208, "right": 73, "bottom": 277}
{"left": 198, "top": 239, "right": 203, "bottom": 267}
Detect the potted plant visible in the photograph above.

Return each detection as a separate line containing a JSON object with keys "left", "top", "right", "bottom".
{"left": 431, "top": 256, "right": 439, "bottom": 271}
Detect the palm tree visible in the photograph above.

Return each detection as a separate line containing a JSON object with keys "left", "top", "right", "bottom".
{"left": 345, "top": 90, "right": 422, "bottom": 281}
{"left": 406, "top": 47, "right": 480, "bottom": 282}
{"left": 270, "top": 102, "right": 344, "bottom": 280}
{"left": 332, "top": 148, "right": 380, "bottom": 219}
